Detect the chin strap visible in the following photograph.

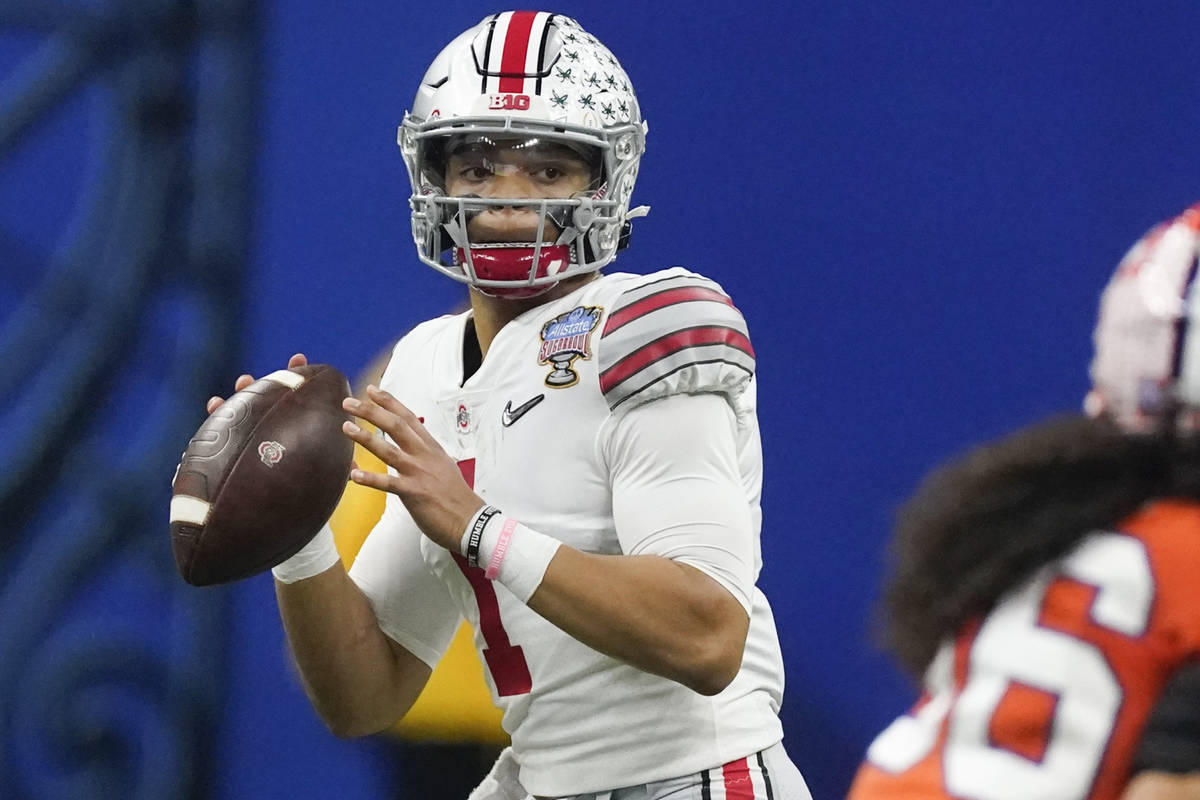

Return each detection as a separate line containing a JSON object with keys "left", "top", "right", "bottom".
{"left": 441, "top": 202, "right": 651, "bottom": 290}
{"left": 455, "top": 244, "right": 572, "bottom": 298}
{"left": 615, "top": 206, "right": 649, "bottom": 254}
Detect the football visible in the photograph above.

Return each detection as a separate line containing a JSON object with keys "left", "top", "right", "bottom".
{"left": 169, "top": 364, "right": 354, "bottom": 586}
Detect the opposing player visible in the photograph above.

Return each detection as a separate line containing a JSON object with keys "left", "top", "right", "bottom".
{"left": 848, "top": 203, "right": 1200, "bottom": 799}
{"left": 219, "top": 12, "right": 809, "bottom": 799}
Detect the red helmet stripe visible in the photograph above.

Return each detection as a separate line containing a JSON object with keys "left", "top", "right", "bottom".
{"left": 498, "top": 11, "right": 539, "bottom": 93}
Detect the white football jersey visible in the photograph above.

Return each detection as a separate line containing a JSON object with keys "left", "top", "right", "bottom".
{"left": 349, "top": 268, "right": 786, "bottom": 796}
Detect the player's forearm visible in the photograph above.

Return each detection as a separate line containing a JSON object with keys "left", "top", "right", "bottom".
{"left": 526, "top": 547, "right": 749, "bottom": 695}
{"left": 274, "top": 565, "right": 430, "bottom": 737}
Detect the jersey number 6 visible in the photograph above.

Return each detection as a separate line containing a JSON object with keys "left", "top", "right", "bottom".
{"left": 867, "top": 532, "right": 1154, "bottom": 799}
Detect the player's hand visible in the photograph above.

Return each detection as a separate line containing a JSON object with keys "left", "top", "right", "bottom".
{"left": 205, "top": 353, "right": 308, "bottom": 414}
{"left": 341, "top": 384, "right": 484, "bottom": 551}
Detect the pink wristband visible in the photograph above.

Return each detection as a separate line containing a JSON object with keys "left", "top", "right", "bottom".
{"left": 484, "top": 517, "right": 519, "bottom": 580}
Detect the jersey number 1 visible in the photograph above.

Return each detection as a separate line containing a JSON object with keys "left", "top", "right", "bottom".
{"left": 453, "top": 459, "right": 533, "bottom": 697}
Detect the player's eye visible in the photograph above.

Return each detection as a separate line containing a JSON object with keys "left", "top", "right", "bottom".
{"left": 532, "top": 163, "right": 581, "bottom": 183}
{"left": 459, "top": 165, "right": 493, "bottom": 181}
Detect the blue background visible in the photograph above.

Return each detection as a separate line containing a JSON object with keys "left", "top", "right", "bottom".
{"left": 2, "top": 1, "right": 1200, "bottom": 798}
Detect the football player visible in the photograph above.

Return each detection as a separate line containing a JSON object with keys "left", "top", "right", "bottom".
{"left": 212, "top": 12, "right": 810, "bottom": 799}
{"left": 847, "top": 203, "right": 1200, "bottom": 800}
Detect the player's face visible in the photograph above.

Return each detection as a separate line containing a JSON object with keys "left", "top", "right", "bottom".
{"left": 445, "top": 138, "right": 595, "bottom": 243}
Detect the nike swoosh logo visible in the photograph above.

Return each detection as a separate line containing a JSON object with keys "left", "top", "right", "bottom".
{"left": 501, "top": 394, "right": 545, "bottom": 427}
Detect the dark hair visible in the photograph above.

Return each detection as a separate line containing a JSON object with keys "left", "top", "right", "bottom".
{"left": 880, "top": 413, "right": 1200, "bottom": 679}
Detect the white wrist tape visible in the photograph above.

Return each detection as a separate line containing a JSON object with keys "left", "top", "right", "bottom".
{"left": 474, "top": 514, "right": 561, "bottom": 603}
{"left": 271, "top": 522, "right": 341, "bottom": 584}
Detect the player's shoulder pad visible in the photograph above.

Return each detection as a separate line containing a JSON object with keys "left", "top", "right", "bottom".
{"left": 596, "top": 268, "right": 755, "bottom": 412}
{"left": 380, "top": 311, "right": 467, "bottom": 386}
{"left": 389, "top": 311, "right": 466, "bottom": 358}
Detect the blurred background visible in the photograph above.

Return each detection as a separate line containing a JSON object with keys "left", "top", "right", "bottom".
{"left": 2, "top": 1, "right": 1199, "bottom": 798}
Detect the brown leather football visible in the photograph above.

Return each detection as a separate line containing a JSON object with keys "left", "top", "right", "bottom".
{"left": 169, "top": 364, "right": 354, "bottom": 586}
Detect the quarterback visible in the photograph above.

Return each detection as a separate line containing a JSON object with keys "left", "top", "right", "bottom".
{"left": 848, "top": 204, "right": 1200, "bottom": 800}
{"left": 220, "top": 11, "right": 809, "bottom": 799}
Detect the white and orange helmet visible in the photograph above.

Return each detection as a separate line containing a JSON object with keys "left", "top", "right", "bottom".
{"left": 398, "top": 12, "right": 649, "bottom": 297}
{"left": 1088, "top": 203, "right": 1200, "bottom": 432}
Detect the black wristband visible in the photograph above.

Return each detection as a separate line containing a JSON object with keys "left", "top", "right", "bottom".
{"left": 466, "top": 505, "right": 501, "bottom": 568}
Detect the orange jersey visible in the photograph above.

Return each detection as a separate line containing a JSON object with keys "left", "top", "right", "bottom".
{"left": 849, "top": 500, "right": 1200, "bottom": 800}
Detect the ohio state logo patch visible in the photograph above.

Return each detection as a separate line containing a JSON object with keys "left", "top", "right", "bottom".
{"left": 257, "top": 440, "right": 285, "bottom": 467}
{"left": 539, "top": 305, "right": 602, "bottom": 388}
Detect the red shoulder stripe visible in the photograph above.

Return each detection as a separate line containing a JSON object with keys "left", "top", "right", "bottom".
{"left": 598, "top": 325, "right": 754, "bottom": 394}
{"left": 602, "top": 285, "right": 734, "bottom": 337}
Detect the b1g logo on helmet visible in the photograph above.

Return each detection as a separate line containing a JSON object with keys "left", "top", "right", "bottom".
{"left": 257, "top": 440, "right": 286, "bottom": 467}
{"left": 539, "top": 305, "right": 602, "bottom": 388}
{"left": 489, "top": 94, "right": 531, "bottom": 111}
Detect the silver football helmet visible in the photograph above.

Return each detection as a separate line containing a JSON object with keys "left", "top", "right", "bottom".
{"left": 1087, "top": 203, "right": 1200, "bottom": 432}
{"left": 398, "top": 12, "right": 649, "bottom": 297}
